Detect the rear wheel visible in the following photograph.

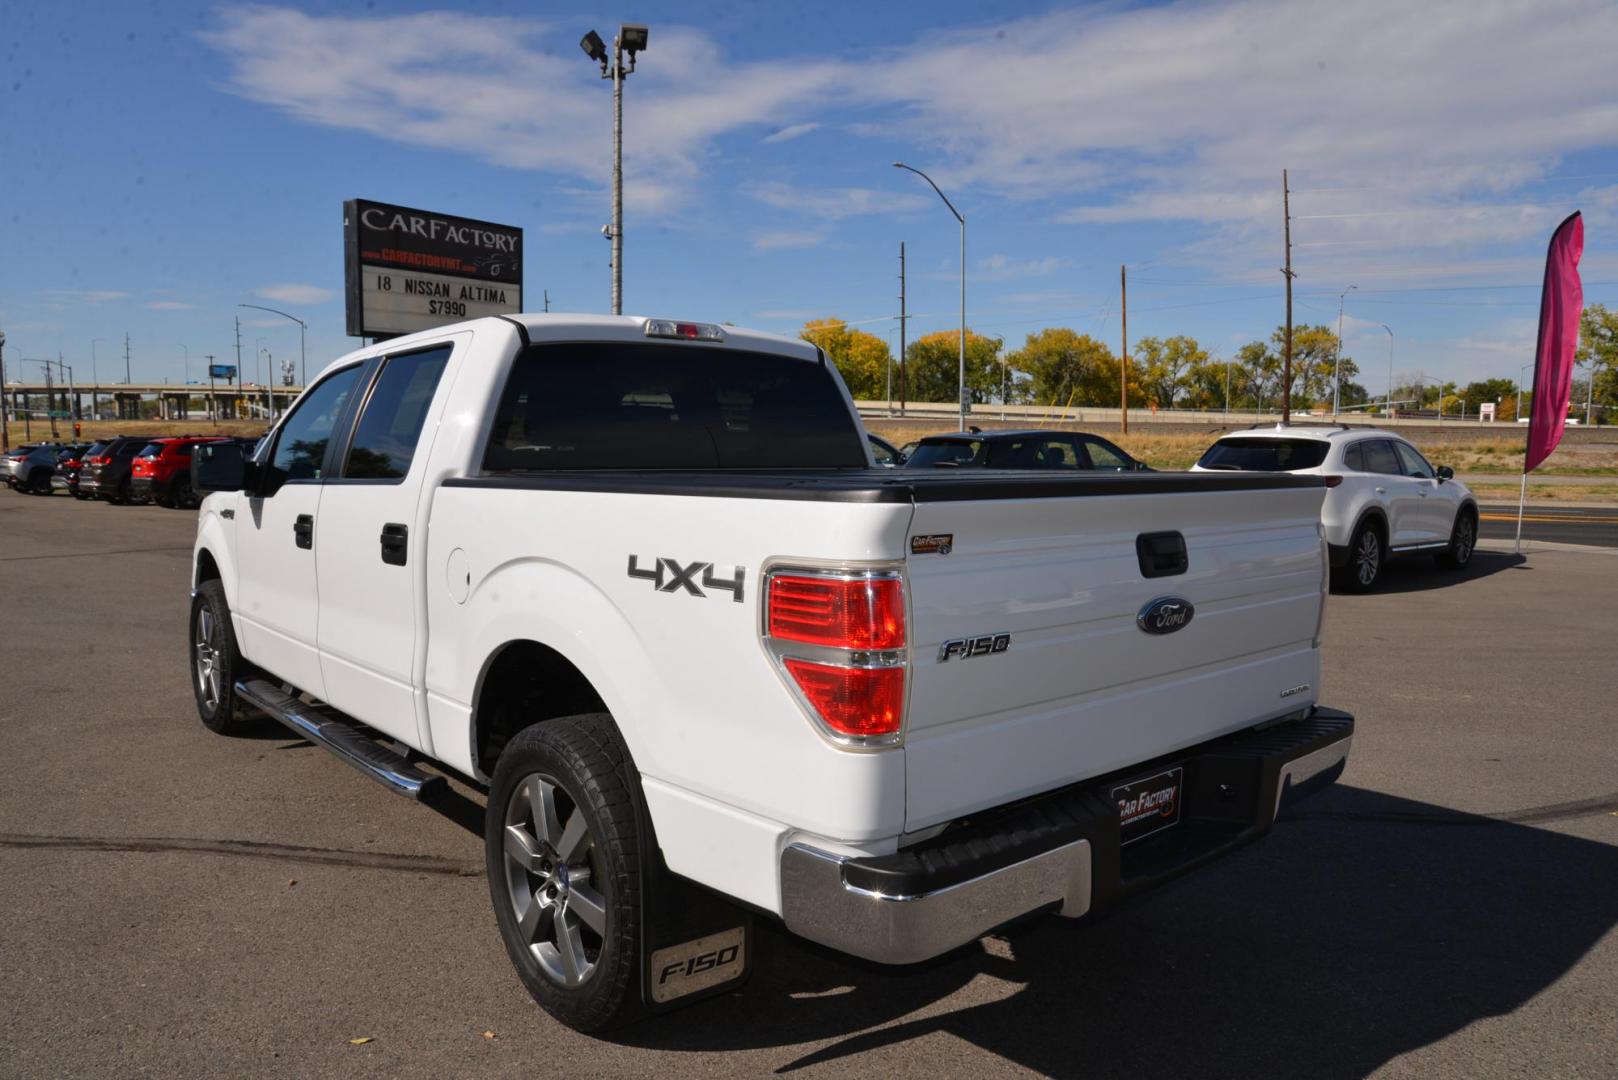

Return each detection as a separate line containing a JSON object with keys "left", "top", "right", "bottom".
{"left": 30, "top": 472, "right": 52, "bottom": 495}
{"left": 171, "top": 477, "right": 198, "bottom": 510}
{"left": 1436, "top": 507, "right": 1477, "bottom": 569}
{"left": 486, "top": 714, "right": 644, "bottom": 1033}
{"left": 1334, "top": 519, "right": 1383, "bottom": 592}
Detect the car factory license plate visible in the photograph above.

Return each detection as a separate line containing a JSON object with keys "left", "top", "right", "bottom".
{"left": 1112, "top": 766, "right": 1184, "bottom": 845}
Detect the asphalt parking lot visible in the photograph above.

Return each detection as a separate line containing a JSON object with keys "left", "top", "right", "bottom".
{"left": 3, "top": 494, "right": 1616, "bottom": 1079}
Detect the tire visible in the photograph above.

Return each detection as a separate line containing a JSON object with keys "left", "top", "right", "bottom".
{"left": 486, "top": 714, "right": 644, "bottom": 1033}
{"left": 31, "top": 473, "right": 53, "bottom": 495}
{"left": 1334, "top": 518, "right": 1384, "bottom": 592}
{"left": 171, "top": 477, "right": 198, "bottom": 510}
{"left": 1436, "top": 506, "right": 1477, "bottom": 569}
{"left": 189, "top": 579, "right": 257, "bottom": 735}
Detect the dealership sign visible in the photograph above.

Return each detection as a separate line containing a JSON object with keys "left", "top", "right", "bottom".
{"left": 343, "top": 199, "right": 523, "bottom": 338}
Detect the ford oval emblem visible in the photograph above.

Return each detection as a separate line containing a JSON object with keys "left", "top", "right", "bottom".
{"left": 1137, "top": 596, "right": 1194, "bottom": 635}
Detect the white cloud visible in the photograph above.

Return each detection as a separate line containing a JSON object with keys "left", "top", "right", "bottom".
{"left": 744, "top": 182, "right": 929, "bottom": 221}
{"left": 762, "top": 122, "right": 820, "bottom": 144}
{"left": 978, "top": 254, "right": 1071, "bottom": 281}
{"left": 145, "top": 300, "right": 195, "bottom": 310}
{"left": 751, "top": 230, "right": 825, "bottom": 252}
{"left": 39, "top": 289, "right": 127, "bottom": 304}
{"left": 256, "top": 283, "right": 334, "bottom": 305}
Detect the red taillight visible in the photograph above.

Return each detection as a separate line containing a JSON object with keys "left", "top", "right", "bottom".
{"left": 782, "top": 660, "right": 904, "bottom": 738}
{"left": 765, "top": 569, "right": 908, "bottom": 746}
{"left": 91, "top": 456, "right": 109, "bottom": 465}
{"left": 767, "top": 575, "right": 905, "bottom": 650}
{"left": 1323, "top": 475, "right": 1344, "bottom": 488}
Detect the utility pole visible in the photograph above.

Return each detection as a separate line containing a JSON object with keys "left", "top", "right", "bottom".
{"left": 44, "top": 360, "right": 57, "bottom": 437}
{"left": 544, "top": 289, "right": 551, "bottom": 313}
{"left": 1120, "top": 264, "right": 1129, "bottom": 434}
{"left": 206, "top": 355, "right": 218, "bottom": 426}
{"left": 1281, "top": 169, "right": 1295, "bottom": 425}
{"left": 898, "top": 241, "right": 908, "bottom": 415}
{"left": 1333, "top": 284, "right": 1355, "bottom": 418}
{"left": 124, "top": 332, "right": 132, "bottom": 383}
{"left": 62, "top": 351, "right": 77, "bottom": 422}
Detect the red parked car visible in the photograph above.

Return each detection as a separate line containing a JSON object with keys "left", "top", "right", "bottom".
{"left": 129, "top": 436, "right": 227, "bottom": 509}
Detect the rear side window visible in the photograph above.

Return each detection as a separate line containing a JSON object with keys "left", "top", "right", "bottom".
{"left": 1344, "top": 443, "right": 1365, "bottom": 471}
{"left": 1361, "top": 440, "right": 1403, "bottom": 475}
{"left": 343, "top": 346, "right": 452, "bottom": 479}
{"left": 483, "top": 342, "right": 865, "bottom": 470}
{"left": 1196, "top": 438, "right": 1330, "bottom": 471}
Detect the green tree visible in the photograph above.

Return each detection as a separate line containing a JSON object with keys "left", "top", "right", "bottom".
{"left": 1577, "top": 302, "right": 1618, "bottom": 423}
{"left": 1237, "top": 340, "right": 1282, "bottom": 411}
{"left": 904, "top": 329, "right": 1004, "bottom": 404}
{"left": 1179, "top": 355, "right": 1241, "bottom": 410}
{"left": 1007, "top": 328, "right": 1117, "bottom": 407}
{"left": 1134, "top": 335, "right": 1210, "bottom": 409}
{"left": 800, "top": 318, "right": 893, "bottom": 400}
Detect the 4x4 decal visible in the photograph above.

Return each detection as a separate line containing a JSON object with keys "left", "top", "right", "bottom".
{"left": 627, "top": 555, "right": 746, "bottom": 602}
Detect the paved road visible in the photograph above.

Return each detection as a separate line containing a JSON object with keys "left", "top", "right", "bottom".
{"left": 1478, "top": 503, "right": 1618, "bottom": 548}
{"left": 3, "top": 493, "right": 1617, "bottom": 1079}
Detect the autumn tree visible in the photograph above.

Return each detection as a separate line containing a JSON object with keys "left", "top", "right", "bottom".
{"left": 799, "top": 317, "right": 893, "bottom": 400}
{"left": 904, "top": 329, "right": 1004, "bottom": 404}
{"left": 1577, "top": 302, "right": 1618, "bottom": 422}
{"left": 1006, "top": 328, "right": 1146, "bottom": 408}
{"left": 1134, "top": 335, "right": 1210, "bottom": 408}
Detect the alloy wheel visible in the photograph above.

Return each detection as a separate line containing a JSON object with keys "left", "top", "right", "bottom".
{"left": 501, "top": 774, "right": 608, "bottom": 988}
{"left": 1454, "top": 515, "right": 1475, "bottom": 564}
{"left": 194, "top": 608, "right": 221, "bottom": 711}
{"left": 1356, "top": 530, "right": 1380, "bottom": 586}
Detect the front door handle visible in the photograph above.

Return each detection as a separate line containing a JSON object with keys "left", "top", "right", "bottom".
{"left": 1374, "top": 486, "right": 1387, "bottom": 495}
{"left": 380, "top": 522, "right": 408, "bottom": 566}
{"left": 294, "top": 513, "right": 314, "bottom": 549}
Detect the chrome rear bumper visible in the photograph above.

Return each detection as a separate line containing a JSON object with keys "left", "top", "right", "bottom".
{"left": 780, "top": 708, "right": 1352, "bottom": 966}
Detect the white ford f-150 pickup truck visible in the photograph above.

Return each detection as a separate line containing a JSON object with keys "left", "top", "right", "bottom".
{"left": 187, "top": 314, "right": 1353, "bottom": 1032}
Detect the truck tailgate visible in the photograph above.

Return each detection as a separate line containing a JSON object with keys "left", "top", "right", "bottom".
{"left": 903, "top": 481, "right": 1325, "bottom": 832}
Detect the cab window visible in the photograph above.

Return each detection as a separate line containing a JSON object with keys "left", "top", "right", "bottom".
{"left": 265, "top": 365, "right": 363, "bottom": 491}
{"left": 343, "top": 346, "right": 452, "bottom": 479}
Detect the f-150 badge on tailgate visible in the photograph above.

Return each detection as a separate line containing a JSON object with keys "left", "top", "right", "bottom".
{"left": 627, "top": 555, "right": 745, "bottom": 602}
{"left": 938, "top": 633, "right": 1011, "bottom": 661}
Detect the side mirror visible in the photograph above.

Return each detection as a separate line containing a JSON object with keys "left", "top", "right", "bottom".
{"left": 193, "top": 442, "right": 257, "bottom": 494}
{"left": 1436, "top": 465, "right": 1454, "bottom": 482}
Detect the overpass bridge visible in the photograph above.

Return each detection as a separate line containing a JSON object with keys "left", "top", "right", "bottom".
{"left": 1, "top": 380, "right": 305, "bottom": 422}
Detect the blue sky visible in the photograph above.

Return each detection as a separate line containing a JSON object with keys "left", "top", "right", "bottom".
{"left": 4, "top": 0, "right": 1618, "bottom": 395}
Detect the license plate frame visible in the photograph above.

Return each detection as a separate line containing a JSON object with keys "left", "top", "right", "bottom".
{"left": 1112, "top": 765, "right": 1185, "bottom": 846}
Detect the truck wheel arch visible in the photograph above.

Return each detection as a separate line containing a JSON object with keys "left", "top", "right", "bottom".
{"left": 194, "top": 547, "right": 222, "bottom": 590}
{"left": 471, "top": 639, "right": 610, "bottom": 779}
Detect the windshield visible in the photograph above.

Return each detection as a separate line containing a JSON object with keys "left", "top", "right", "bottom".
{"left": 905, "top": 440, "right": 984, "bottom": 467}
{"left": 1197, "top": 438, "right": 1330, "bottom": 472}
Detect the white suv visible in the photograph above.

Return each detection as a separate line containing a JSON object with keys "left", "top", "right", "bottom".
{"left": 1193, "top": 426, "right": 1478, "bottom": 591}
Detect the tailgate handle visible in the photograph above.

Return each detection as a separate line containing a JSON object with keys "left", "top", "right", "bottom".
{"left": 380, "top": 523, "right": 408, "bottom": 566}
{"left": 1136, "top": 531, "right": 1187, "bottom": 578}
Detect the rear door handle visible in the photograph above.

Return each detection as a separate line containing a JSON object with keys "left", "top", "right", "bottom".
{"left": 380, "top": 522, "right": 408, "bottom": 566}
{"left": 294, "top": 513, "right": 314, "bottom": 549}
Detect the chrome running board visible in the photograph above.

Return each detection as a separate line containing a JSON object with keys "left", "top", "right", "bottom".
{"left": 235, "top": 678, "right": 447, "bottom": 802}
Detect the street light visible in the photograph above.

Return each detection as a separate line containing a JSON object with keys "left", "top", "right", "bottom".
{"left": 238, "top": 303, "right": 307, "bottom": 387}
{"left": 0, "top": 328, "right": 9, "bottom": 451}
{"left": 1380, "top": 324, "right": 1394, "bottom": 419}
{"left": 1518, "top": 361, "right": 1532, "bottom": 420}
{"left": 1333, "top": 284, "right": 1356, "bottom": 418}
{"left": 581, "top": 23, "right": 649, "bottom": 316}
{"left": 893, "top": 162, "right": 967, "bottom": 432}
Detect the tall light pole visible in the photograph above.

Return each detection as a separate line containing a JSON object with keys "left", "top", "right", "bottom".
{"left": 1333, "top": 284, "right": 1356, "bottom": 418}
{"left": 893, "top": 162, "right": 968, "bottom": 431}
{"left": 581, "top": 24, "right": 649, "bottom": 316}
{"left": 238, "top": 303, "right": 307, "bottom": 388}
{"left": 1518, "top": 361, "right": 1532, "bottom": 420}
{"left": 1381, "top": 324, "right": 1394, "bottom": 419}
{"left": 0, "top": 329, "right": 9, "bottom": 452}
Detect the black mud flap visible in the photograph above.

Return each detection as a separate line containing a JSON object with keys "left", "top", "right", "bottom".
{"left": 636, "top": 853, "right": 755, "bottom": 1015}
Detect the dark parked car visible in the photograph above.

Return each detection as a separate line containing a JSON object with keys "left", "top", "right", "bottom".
{"left": 903, "top": 429, "right": 1152, "bottom": 472}
{"left": 57, "top": 441, "right": 105, "bottom": 498}
{"left": 130, "top": 436, "right": 226, "bottom": 508}
{"left": 80, "top": 435, "right": 159, "bottom": 503}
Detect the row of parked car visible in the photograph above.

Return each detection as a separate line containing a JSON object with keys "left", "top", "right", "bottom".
{"left": 1, "top": 434, "right": 260, "bottom": 509}
{"left": 868, "top": 424, "right": 1480, "bottom": 592}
